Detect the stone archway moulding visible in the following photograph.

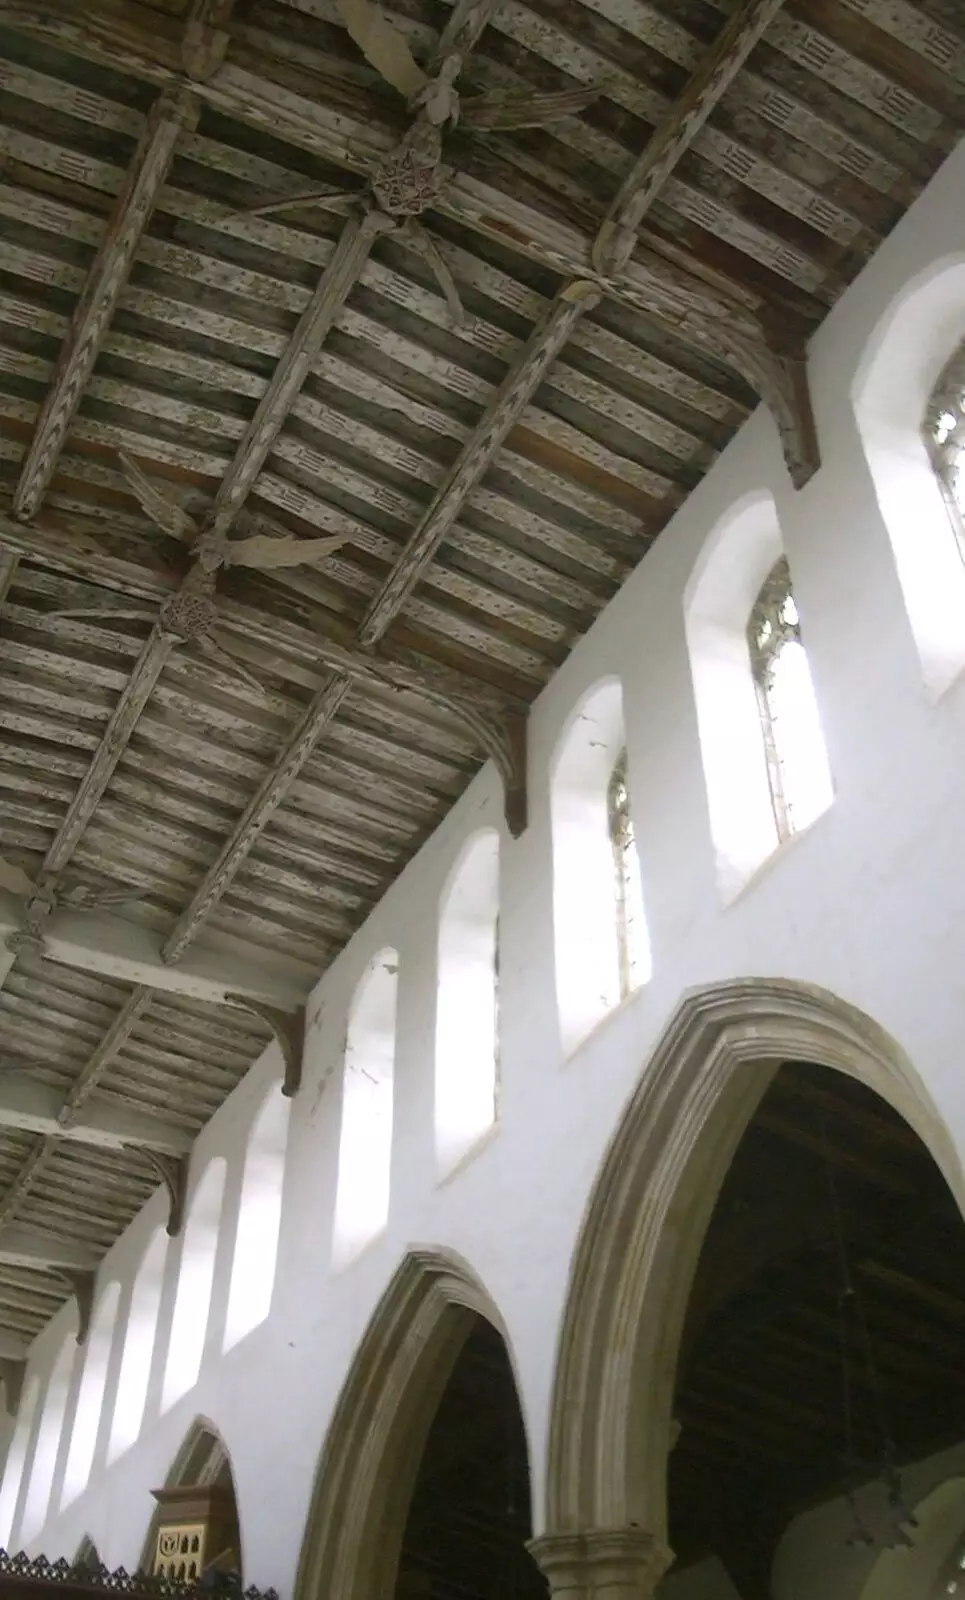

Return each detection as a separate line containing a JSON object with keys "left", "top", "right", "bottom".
{"left": 136, "top": 1417, "right": 233, "bottom": 1575}
{"left": 294, "top": 1247, "right": 507, "bottom": 1600}
{"left": 540, "top": 976, "right": 961, "bottom": 1574}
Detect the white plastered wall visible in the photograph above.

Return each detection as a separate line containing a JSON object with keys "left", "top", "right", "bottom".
{"left": 6, "top": 132, "right": 965, "bottom": 1600}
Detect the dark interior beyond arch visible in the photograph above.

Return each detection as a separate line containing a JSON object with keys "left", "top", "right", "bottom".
{"left": 665, "top": 1061, "right": 965, "bottom": 1598}
{"left": 395, "top": 1319, "right": 542, "bottom": 1599}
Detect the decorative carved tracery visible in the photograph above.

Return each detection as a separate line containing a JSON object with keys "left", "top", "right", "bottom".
{"left": 607, "top": 751, "right": 646, "bottom": 1000}
{"left": 926, "top": 339, "right": 965, "bottom": 533}
{"left": 747, "top": 557, "right": 801, "bottom": 840}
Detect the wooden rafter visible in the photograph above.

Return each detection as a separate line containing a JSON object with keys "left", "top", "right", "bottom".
{"left": 592, "top": 0, "right": 789, "bottom": 276}
{"left": 0, "top": 0, "right": 814, "bottom": 480}
{"left": 12, "top": 87, "right": 196, "bottom": 522}
{"left": 207, "top": 209, "right": 394, "bottom": 537}
{"left": 359, "top": 282, "right": 603, "bottom": 644}
{"left": 158, "top": 287, "right": 606, "bottom": 958}
{"left": 161, "top": 674, "right": 352, "bottom": 963}
{"left": 39, "top": 629, "right": 173, "bottom": 880}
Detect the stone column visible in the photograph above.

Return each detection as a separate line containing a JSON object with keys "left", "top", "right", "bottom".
{"left": 529, "top": 1528, "right": 674, "bottom": 1600}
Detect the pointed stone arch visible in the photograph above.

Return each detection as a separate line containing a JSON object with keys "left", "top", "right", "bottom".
{"left": 294, "top": 1248, "right": 515, "bottom": 1600}
{"left": 542, "top": 978, "right": 963, "bottom": 1559}
{"left": 137, "top": 1418, "right": 239, "bottom": 1576}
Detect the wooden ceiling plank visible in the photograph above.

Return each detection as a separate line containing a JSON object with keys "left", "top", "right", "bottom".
{"left": 160, "top": 672, "right": 352, "bottom": 961}
{"left": 0, "top": 1074, "right": 190, "bottom": 1155}
{"left": 12, "top": 88, "right": 198, "bottom": 522}
{"left": 35, "top": 628, "right": 174, "bottom": 885}
{"left": 0, "top": 2, "right": 803, "bottom": 363}
{"left": 359, "top": 281, "right": 602, "bottom": 645}
{"left": 594, "top": 0, "right": 788, "bottom": 275}
{"left": 207, "top": 209, "right": 393, "bottom": 536}
{"left": 0, "top": 501, "right": 534, "bottom": 712}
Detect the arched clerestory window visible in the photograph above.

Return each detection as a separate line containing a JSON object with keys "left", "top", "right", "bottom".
{"left": 851, "top": 261, "right": 965, "bottom": 697}
{"left": 551, "top": 681, "right": 651, "bottom": 1053}
{"left": 332, "top": 949, "right": 398, "bottom": 1267}
{"left": 926, "top": 340, "right": 965, "bottom": 535}
{"left": 747, "top": 558, "right": 834, "bottom": 841}
{"left": 435, "top": 832, "right": 500, "bottom": 1173}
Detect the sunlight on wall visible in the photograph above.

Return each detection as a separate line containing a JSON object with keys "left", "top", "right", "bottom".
{"left": 333, "top": 950, "right": 398, "bottom": 1266}
{"left": 435, "top": 832, "right": 500, "bottom": 1172}
{"left": 685, "top": 494, "right": 788, "bottom": 898}
{"left": 107, "top": 1228, "right": 167, "bottom": 1463}
{"left": 551, "top": 680, "right": 649, "bottom": 1053}
{"left": 853, "top": 257, "right": 965, "bottom": 698}
{"left": 20, "top": 1335, "right": 75, "bottom": 1544}
{"left": 224, "top": 1088, "right": 290, "bottom": 1349}
{"left": 0, "top": 1378, "right": 38, "bottom": 1549}
{"left": 60, "top": 1283, "right": 120, "bottom": 1510}
{"left": 161, "top": 1159, "right": 226, "bottom": 1412}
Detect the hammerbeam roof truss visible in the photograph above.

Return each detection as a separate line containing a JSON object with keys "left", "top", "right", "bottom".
{"left": 0, "top": 0, "right": 960, "bottom": 1346}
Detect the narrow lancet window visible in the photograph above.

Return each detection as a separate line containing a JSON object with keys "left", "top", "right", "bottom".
{"left": 747, "top": 559, "right": 832, "bottom": 839}
{"left": 607, "top": 752, "right": 648, "bottom": 999}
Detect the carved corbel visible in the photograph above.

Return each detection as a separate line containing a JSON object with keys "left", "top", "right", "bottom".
{"left": 458, "top": 702, "right": 529, "bottom": 838}
{"left": 224, "top": 998, "right": 306, "bottom": 1099}
{"left": 56, "top": 1270, "right": 97, "bottom": 1347}
{"left": 144, "top": 1152, "right": 190, "bottom": 1238}
{"left": 0, "top": 1359, "right": 24, "bottom": 1414}
{"left": 721, "top": 320, "right": 820, "bottom": 490}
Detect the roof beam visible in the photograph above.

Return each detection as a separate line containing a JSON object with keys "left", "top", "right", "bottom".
{"left": 592, "top": 0, "right": 788, "bottom": 275}
{"left": 161, "top": 674, "right": 352, "bottom": 963}
{"left": 1, "top": 0, "right": 817, "bottom": 483}
{"left": 0, "top": 507, "right": 521, "bottom": 714}
{"left": 208, "top": 208, "right": 391, "bottom": 536}
{"left": 0, "top": 893, "right": 314, "bottom": 1007}
{"left": 0, "top": 1225, "right": 98, "bottom": 1273}
{"left": 0, "top": 0, "right": 767, "bottom": 333}
{"left": 41, "top": 627, "right": 173, "bottom": 880}
{"left": 359, "top": 281, "right": 602, "bottom": 644}
{"left": 155, "top": 294, "right": 597, "bottom": 956}
{"left": 0, "top": 1072, "right": 192, "bottom": 1156}
{"left": 12, "top": 88, "right": 196, "bottom": 521}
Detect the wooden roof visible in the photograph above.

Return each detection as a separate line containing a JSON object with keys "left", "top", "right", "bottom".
{"left": 0, "top": 0, "right": 962, "bottom": 1354}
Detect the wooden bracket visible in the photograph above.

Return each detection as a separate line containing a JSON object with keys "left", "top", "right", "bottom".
{"left": 225, "top": 997, "right": 306, "bottom": 1098}
{"left": 0, "top": 1359, "right": 24, "bottom": 1414}
{"left": 459, "top": 702, "right": 530, "bottom": 838}
{"left": 144, "top": 1152, "right": 190, "bottom": 1238}
{"left": 721, "top": 321, "right": 820, "bottom": 490}
{"left": 56, "top": 1269, "right": 97, "bottom": 1346}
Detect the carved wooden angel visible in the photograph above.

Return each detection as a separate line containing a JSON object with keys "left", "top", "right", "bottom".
{"left": 52, "top": 454, "right": 347, "bottom": 697}
{"left": 244, "top": 0, "right": 603, "bottom": 321}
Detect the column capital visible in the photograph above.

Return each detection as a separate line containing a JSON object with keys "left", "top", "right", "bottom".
{"left": 528, "top": 1527, "right": 674, "bottom": 1598}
